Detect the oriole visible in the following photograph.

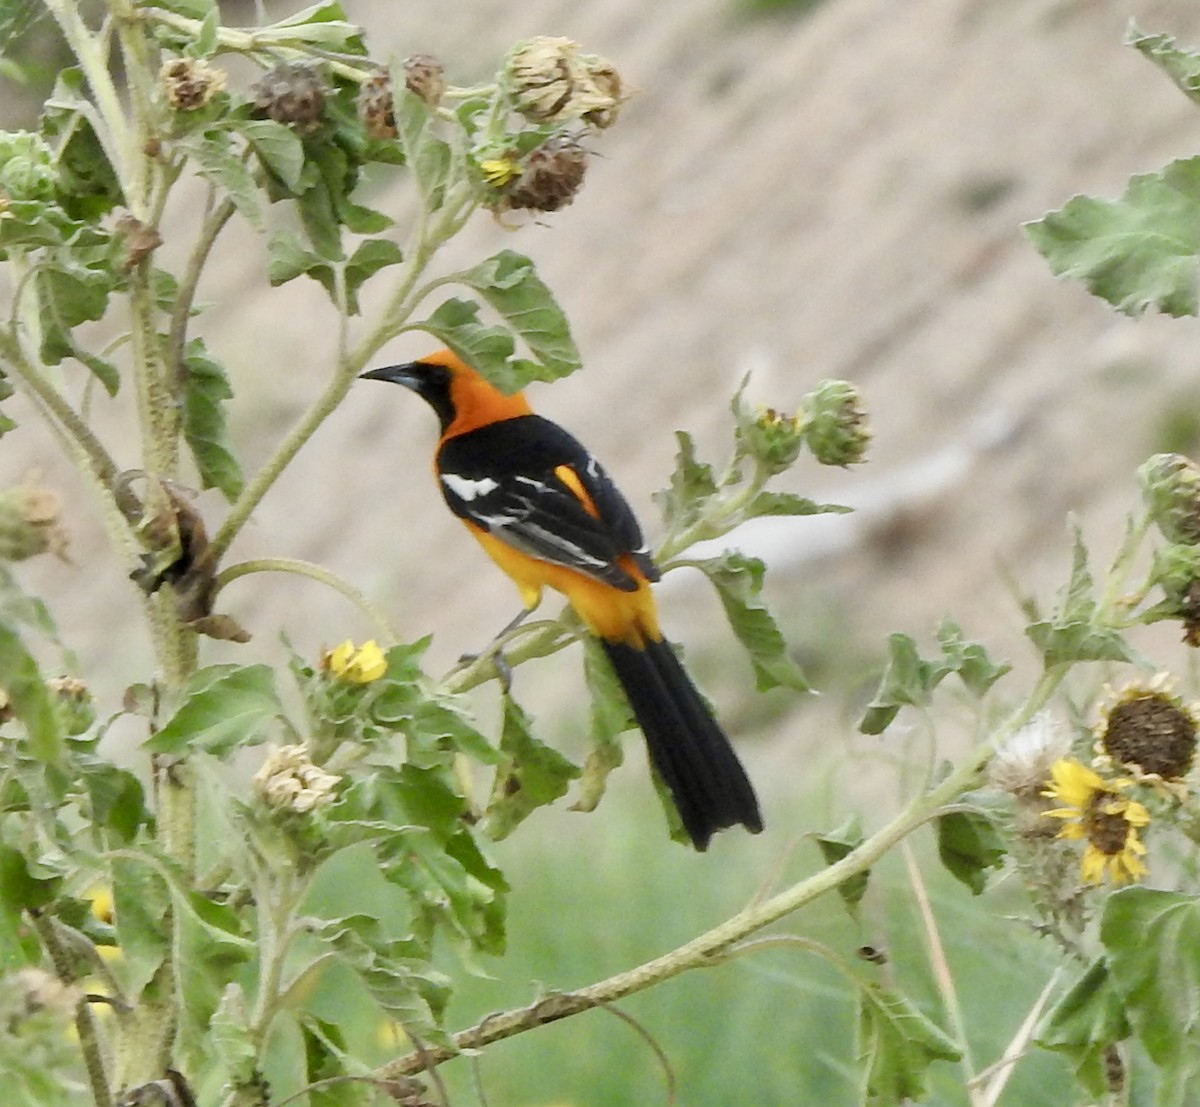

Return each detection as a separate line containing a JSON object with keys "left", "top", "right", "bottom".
{"left": 362, "top": 349, "right": 762, "bottom": 850}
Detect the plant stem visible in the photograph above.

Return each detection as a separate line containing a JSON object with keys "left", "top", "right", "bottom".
{"left": 376, "top": 669, "right": 1063, "bottom": 1079}
{"left": 215, "top": 557, "right": 398, "bottom": 642}
{"left": 28, "top": 909, "right": 114, "bottom": 1107}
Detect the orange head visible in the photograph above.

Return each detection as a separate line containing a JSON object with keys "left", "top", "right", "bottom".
{"left": 361, "top": 348, "right": 532, "bottom": 437}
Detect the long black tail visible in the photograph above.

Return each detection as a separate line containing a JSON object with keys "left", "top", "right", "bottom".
{"left": 601, "top": 637, "right": 763, "bottom": 850}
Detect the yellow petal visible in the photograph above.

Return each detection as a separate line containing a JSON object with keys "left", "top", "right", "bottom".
{"left": 1047, "top": 758, "right": 1105, "bottom": 808}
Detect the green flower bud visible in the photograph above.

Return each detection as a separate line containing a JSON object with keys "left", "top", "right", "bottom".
{"left": 801, "top": 379, "right": 870, "bottom": 467}
{"left": 1139, "top": 453, "right": 1200, "bottom": 545}
{"left": 503, "top": 36, "right": 623, "bottom": 128}
{"left": 0, "top": 132, "right": 56, "bottom": 204}
{"left": 0, "top": 483, "right": 67, "bottom": 561}
{"left": 48, "top": 677, "right": 95, "bottom": 737}
{"left": 740, "top": 406, "right": 804, "bottom": 474}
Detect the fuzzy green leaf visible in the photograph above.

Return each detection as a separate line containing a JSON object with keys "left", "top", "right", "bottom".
{"left": 1026, "top": 156, "right": 1200, "bottom": 317}
{"left": 485, "top": 696, "right": 580, "bottom": 839}
{"left": 573, "top": 638, "right": 630, "bottom": 813}
{"left": 1026, "top": 526, "right": 1143, "bottom": 667}
{"left": 144, "top": 664, "right": 280, "bottom": 755}
{"left": 692, "top": 550, "right": 810, "bottom": 693}
{"left": 392, "top": 83, "right": 449, "bottom": 209}
{"left": 856, "top": 983, "right": 961, "bottom": 1105}
{"left": 746, "top": 490, "right": 852, "bottom": 520}
{"left": 415, "top": 297, "right": 515, "bottom": 376}
{"left": 1127, "top": 22, "right": 1200, "bottom": 105}
{"left": 269, "top": 2, "right": 366, "bottom": 52}
{"left": 313, "top": 913, "right": 451, "bottom": 1041}
{"left": 0, "top": 624, "right": 62, "bottom": 764}
{"left": 179, "top": 130, "right": 266, "bottom": 231}
{"left": 1101, "top": 887, "right": 1200, "bottom": 1102}
{"left": 181, "top": 339, "right": 244, "bottom": 501}
{"left": 1037, "top": 957, "right": 1131, "bottom": 1098}
{"left": 813, "top": 814, "right": 868, "bottom": 914}
{"left": 0, "top": 845, "right": 59, "bottom": 968}
{"left": 243, "top": 118, "right": 306, "bottom": 192}
{"left": 452, "top": 250, "right": 582, "bottom": 390}
{"left": 935, "top": 618, "right": 1011, "bottom": 697}
{"left": 653, "top": 431, "right": 719, "bottom": 532}
{"left": 110, "top": 854, "right": 170, "bottom": 998}
{"left": 935, "top": 808, "right": 1005, "bottom": 895}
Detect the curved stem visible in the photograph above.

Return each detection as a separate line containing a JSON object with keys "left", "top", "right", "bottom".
{"left": 215, "top": 558, "right": 398, "bottom": 643}
{"left": 168, "top": 193, "right": 237, "bottom": 391}
{"left": 376, "top": 669, "right": 1063, "bottom": 1079}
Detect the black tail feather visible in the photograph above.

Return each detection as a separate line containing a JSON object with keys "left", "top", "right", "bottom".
{"left": 601, "top": 637, "right": 763, "bottom": 850}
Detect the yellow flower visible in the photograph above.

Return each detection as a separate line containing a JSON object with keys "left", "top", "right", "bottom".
{"left": 324, "top": 639, "right": 387, "bottom": 684}
{"left": 1043, "top": 758, "right": 1150, "bottom": 885}
{"left": 480, "top": 157, "right": 520, "bottom": 186}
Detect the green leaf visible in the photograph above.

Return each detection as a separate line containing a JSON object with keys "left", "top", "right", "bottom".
{"left": 692, "top": 551, "right": 811, "bottom": 693}
{"left": 935, "top": 808, "right": 1005, "bottom": 895}
{"left": 855, "top": 982, "right": 961, "bottom": 1105}
{"left": 414, "top": 297, "right": 515, "bottom": 375}
{"left": 653, "top": 431, "right": 719, "bottom": 532}
{"left": 181, "top": 339, "right": 244, "bottom": 501}
{"left": 813, "top": 814, "right": 868, "bottom": 914}
{"left": 243, "top": 118, "right": 306, "bottom": 192}
{"left": 1025, "top": 155, "right": 1200, "bottom": 317}
{"left": 1127, "top": 22, "right": 1200, "bottom": 106}
{"left": 0, "top": 623, "right": 62, "bottom": 764}
{"left": 1101, "top": 887, "right": 1200, "bottom": 1101}
{"left": 0, "top": 845, "right": 59, "bottom": 968}
{"left": 110, "top": 853, "right": 170, "bottom": 998}
{"left": 145, "top": 664, "right": 281, "bottom": 756}
{"left": 934, "top": 618, "right": 1011, "bottom": 697}
{"left": 745, "top": 490, "right": 852, "bottom": 519}
{"left": 210, "top": 984, "right": 258, "bottom": 1088}
{"left": 392, "top": 83, "right": 449, "bottom": 209}
{"left": 859, "top": 633, "right": 936, "bottom": 734}
{"left": 573, "top": 638, "right": 630, "bottom": 812}
{"left": 485, "top": 696, "right": 581, "bottom": 840}
{"left": 452, "top": 250, "right": 582, "bottom": 390}
{"left": 1025, "top": 525, "right": 1143, "bottom": 667}
{"left": 269, "top": 2, "right": 366, "bottom": 52}
{"left": 179, "top": 130, "right": 266, "bottom": 231}
{"left": 315, "top": 913, "right": 452, "bottom": 1040}
{"left": 861, "top": 623, "right": 1011, "bottom": 734}
{"left": 1037, "top": 957, "right": 1131, "bottom": 1098}
{"left": 343, "top": 237, "right": 404, "bottom": 312}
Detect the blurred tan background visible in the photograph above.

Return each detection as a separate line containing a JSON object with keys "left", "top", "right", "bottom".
{"left": 9, "top": 0, "right": 1200, "bottom": 803}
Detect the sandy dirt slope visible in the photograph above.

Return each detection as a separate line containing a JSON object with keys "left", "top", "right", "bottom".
{"left": 8, "top": 0, "right": 1200, "bottom": 756}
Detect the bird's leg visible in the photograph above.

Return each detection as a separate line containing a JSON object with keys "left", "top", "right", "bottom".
{"left": 457, "top": 607, "right": 532, "bottom": 692}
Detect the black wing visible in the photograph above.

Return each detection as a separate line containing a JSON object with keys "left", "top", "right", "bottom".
{"left": 436, "top": 415, "right": 660, "bottom": 592}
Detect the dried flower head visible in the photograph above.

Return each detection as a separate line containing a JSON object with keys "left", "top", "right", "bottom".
{"left": 1139, "top": 453, "right": 1200, "bottom": 545}
{"left": 1043, "top": 758, "right": 1150, "bottom": 885}
{"left": 503, "top": 134, "right": 588, "bottom": 213}
{"left": 251, "top": 63, "right": 326, "bottom": 133}
{"left": 800, "top": 380, "right": 871, "bottom": 467}
{"left": 403, "top": 54, "right": 446, "bottom": 108}
{"left": 160, "top": 57, "right": 227, "bottom": 112}
{"left": 0, "top": 479, "right": 68, "bottom": 561}
{"left": 1094, "top": 674, "right": 1198, "bottom": 787}
{"left": 503, "top": 36, "right": 623, "bottom": 128}
{"left": 253, "top": 745, "right": 340, "bottom": 814}
{"left": 358, "top": 71, "right": 397, "bottom": 139}
{"left": 990, "top": 713, "right": 1071, "bottom": 801}
{"left": 323, "top": 639, "right": 388, "bottom": 684}
{"left": 12, "top": 967, "right": 81, "bottom": 1018}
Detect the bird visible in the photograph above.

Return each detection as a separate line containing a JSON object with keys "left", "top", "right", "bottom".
{"left": 361, "top": 349, "right": 763, "bottom": 850}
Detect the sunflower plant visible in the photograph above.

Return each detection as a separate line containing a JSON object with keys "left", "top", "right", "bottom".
{"left": 5, "top": 5, "right": 1200, "bottom": 1107}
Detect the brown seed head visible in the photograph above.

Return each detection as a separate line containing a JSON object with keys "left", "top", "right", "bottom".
{"left": 251, "top": 63, "right": 326, "bottom": 133}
